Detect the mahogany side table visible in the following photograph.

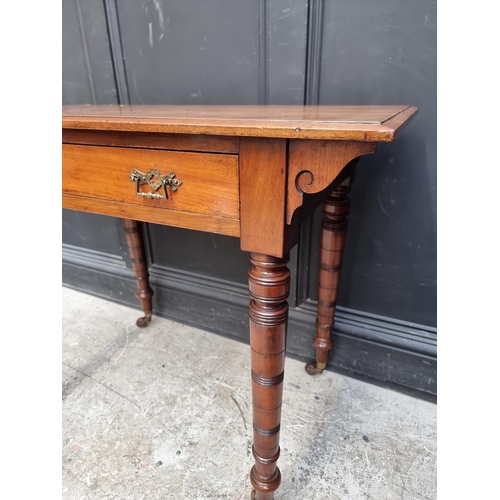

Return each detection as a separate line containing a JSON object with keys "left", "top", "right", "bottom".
{"left": 62, "top": 104, "right": 417, "bottom": 499}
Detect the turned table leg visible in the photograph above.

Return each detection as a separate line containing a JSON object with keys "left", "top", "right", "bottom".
{"left": 122, "top": 219, "right": 154, "bottom": 327}
{"left": 248, "top": 253, "right": 290, "bottom": 500}
{"left": 306, "top": 174, "right": 352, "bottom": 376}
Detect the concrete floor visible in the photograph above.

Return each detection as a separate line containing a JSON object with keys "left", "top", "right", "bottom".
{"left": 62, "top": 287, "right": 436, "bottom": 500}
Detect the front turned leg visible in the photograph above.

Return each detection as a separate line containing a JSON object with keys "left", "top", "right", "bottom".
{"left": 248, "top": 253, "right": 290, "bottom": 500}
{"left": 122, "top": 219, "right": 154, "bottom": 327}
{"left": 306, "top": 175, "right": 351, "bottom": 376}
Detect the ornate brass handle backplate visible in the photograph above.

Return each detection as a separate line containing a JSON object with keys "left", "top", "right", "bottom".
{"left": 129, "top": 168, "right": 182, "bottom": 200}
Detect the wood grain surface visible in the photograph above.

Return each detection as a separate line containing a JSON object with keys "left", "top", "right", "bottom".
{"left": 63, "top": 105, "right": 418, "bottom": 141}
{"left": 63, "top": 144, "right": 239, "bottom": 219}
{"left": 239, "top": 138, "right": 289, "bottom": 257}
{"left": 62, "top": 195, "right": 240, "bottom": 237}
{"left": 63, "top": 129, "right": 239, "bottom": 154}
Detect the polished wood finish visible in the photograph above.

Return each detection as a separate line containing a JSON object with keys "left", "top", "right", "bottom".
{"left": 62, "top": 145, "right": 239, "bottom": 219}
{"left": 62, "top": 104, "right": 418, "bottom": 499}
{"left": 62, "top": 194, "right": 241, "bottom": 237}
{"left": 62, "top": 129, "right": 239, "bottom": 154}
{"left": 122, "top": 219, "right": 154, "bottom": 327}
{"left": 248, "top": 253, "right": 290, "bottom": 500}
{"left": 63, "top": 105, "right": 418, "bottom": 141}
{"left": 287, "top": 140, "right": 375, "bottom": 225}
{"left": 239, "top": 138, "right": 289, "bottom": 258}
{"left": 305, "top": 172, "right": 353, "bottom": 376}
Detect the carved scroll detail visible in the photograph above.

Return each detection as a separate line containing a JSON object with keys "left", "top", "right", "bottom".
{"left": 287, "top": 140, "right": 376, "bottom": 224}
{"left": 295, "top": 170, "right": 315, "bottom": 195}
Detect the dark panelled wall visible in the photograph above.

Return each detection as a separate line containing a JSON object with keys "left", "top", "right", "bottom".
{"left": 62, "top": 0, "right": 437, "bottom": 400}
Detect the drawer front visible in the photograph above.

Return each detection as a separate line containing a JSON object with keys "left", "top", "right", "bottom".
{"left": 62, "top": 145, "right": 240, "bottom": 220}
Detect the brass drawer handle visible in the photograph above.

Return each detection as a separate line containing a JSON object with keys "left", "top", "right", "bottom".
{"left": 129, "top": 168, "right": 182, "bottom": 200}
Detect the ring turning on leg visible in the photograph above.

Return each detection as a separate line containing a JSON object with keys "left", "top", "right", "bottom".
{"left": 306, "top": 174, "right": 352, "bottom": 376}
{"left": 122, "top": 219, "right": 154, "bottom": 327}
{"left": 248, "top": 253, "right": 290, "bottom": 499}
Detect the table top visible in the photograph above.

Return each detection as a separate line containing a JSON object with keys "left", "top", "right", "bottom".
{"left": 62, "top": 105, "right": 417, "bottom": 142}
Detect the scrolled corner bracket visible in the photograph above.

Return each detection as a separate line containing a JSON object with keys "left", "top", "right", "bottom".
{"left": 129, "top": 168, "right": 183, "bottom": 200}
{"left": 286, "top": 140, "right": 377, "bottom": 224}
{"left": 295, "top": 170, "right": 315, "bottom": 195}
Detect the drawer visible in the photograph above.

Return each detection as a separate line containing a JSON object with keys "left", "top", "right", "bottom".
{"left": 62, "top": 145, "right": 240, "bottom": 221}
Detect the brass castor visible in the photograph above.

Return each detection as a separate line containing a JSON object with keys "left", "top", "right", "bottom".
{"left": 305, "top": 362, "right": 325, "bottom": 376}
{"left": 136, "top": 311, "right": 152, "bottom": 328}
{"left": 251, "top": 489, "right": 274, "bottom": 500}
